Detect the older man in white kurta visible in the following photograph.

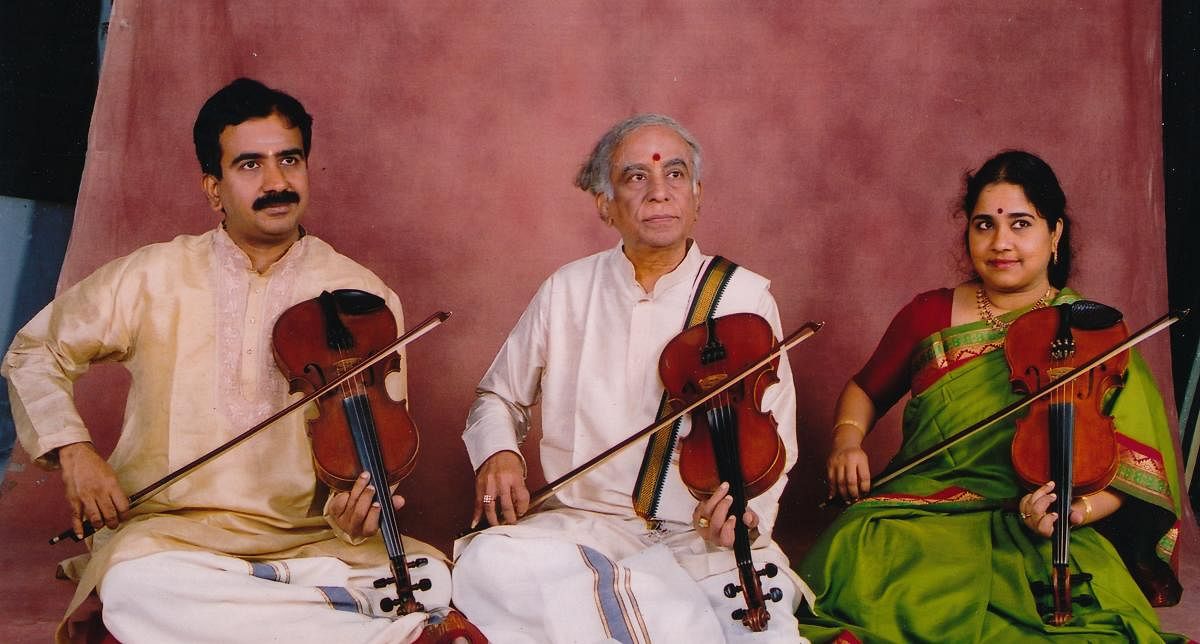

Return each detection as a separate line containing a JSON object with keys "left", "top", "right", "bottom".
{"left": 453, "top": 114, "right": 811, "bottom": 644}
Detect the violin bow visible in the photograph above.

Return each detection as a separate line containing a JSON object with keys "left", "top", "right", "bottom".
{"left": 471, "top": 319, "right": 823, "bottom": 529}
{"left": 50, "top": 310, "right": 452, "bottom": 544}
{"left": 867, "top": 307, "right": 1189, "bottom": 493}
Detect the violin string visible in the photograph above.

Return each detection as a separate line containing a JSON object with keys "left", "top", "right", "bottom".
{"left": 716, "top": 390, "right": 754, "bottom": 569}
{"left": 335, "top": 324, "right": 401, "bottom": 559}
{"left": 338, "top": 323, "right": 416, "bottom": 601}
{"left": 1065, "top": 357, "right": 1076, "bottom": 560}
{"left": 1050, "top": 338, "right": 1072, "bottom": 565}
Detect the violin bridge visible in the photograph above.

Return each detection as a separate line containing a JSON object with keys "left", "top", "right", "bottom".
{"left": 698, "top": 373, "right": 728, "bottom": 391}
{"left": 1047, "top": 367, "right": 1073, "bottom": 380}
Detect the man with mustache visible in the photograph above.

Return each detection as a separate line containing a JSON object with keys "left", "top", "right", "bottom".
{"left": 453, "top": 114, "right": 811, "bottom": 642}
{"left": 4, "top": 78, "right": 458, "bottom": 643}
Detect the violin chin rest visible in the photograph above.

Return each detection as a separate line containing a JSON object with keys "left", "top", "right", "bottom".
{"left": 329, "top": 289, "right": 387, "bottom": 315}
{"left": 1067, "top": 300, "right": 1123, "bottom": 330}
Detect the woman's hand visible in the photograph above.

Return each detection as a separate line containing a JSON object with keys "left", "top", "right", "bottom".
{"left": 1022, "top": 479, "right": 1113, "bottom": 534}
{"left": 826, "top": 381, "right": 877, "bottom": 502}
{"left": 1019, "top": 481, "right": 1063, "bottom": 537}
{"left": 1018, "top": 481, "right": 1120, "bottom": 538}
{"left": 827, "top": 424, "right": 872, "bottom": 501}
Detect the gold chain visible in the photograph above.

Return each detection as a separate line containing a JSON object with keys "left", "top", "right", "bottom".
{"left": 976, "top": 286, "right": 1053, "bottom": 330}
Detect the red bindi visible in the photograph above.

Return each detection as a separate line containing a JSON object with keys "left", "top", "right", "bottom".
{"left": 997, "top": 207, "right": 1003, "bottom": 214}
{"left": 652, "top": 152, "right": 661, "bottom": 162}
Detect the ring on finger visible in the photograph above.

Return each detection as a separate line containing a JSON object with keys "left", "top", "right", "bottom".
{"left": 696, "top": 516, "right": 710, "bottom": 529}
{"left": 1019, "top": 511, "right": 1030, "bottom": 520}
{"left": 482, "top": 494, "right": 494, "bottom": 504}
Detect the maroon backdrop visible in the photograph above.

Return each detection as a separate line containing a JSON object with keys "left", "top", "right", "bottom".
{"left": 4, "top": 1, "right": 1194, "bottom": 639}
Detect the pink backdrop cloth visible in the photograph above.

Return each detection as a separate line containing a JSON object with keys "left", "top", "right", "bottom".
{"left": 3, "top": 1, "right": 1194, "bottom": 640}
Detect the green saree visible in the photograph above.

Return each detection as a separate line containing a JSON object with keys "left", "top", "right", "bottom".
{"left": 797, "top": 291, "right": 1187, "bottom": 643}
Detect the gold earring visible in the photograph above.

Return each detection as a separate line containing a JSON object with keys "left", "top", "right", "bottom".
{"left": 1052, "top": 247, "right": 1059, "bottom": 266}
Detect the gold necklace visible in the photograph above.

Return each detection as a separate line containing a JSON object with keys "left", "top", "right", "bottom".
{"left": 976, "top": 286, "right": 1053, "bottom": 330}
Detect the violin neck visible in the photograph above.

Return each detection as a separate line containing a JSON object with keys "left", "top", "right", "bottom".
{"left": 705, "top": 402, "right": 770, "bottom": 627}
{"left": 706, "top": 404, "right": 754, "bottom": 557}
{"left": 1048, "top": 401, "right": 1075, "bottom": 567}
{"left": 342, "top": 394, "right": 423, "bottom": 615}
{"left": 1048, "top": 401, "right": 1075, "bottom": 623}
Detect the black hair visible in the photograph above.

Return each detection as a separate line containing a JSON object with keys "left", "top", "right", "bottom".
{"left": 192, "top": 78, "right": 313, "bottom": 178}
{"left": 960, "top": 150, "right": 1072, "bottom": 287}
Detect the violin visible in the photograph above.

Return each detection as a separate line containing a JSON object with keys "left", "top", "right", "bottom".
{"left": 1006, "top": 301, "right": 1126, "bottom": 626}
{"left": 659, "top": 313, "right": 788, "bottom": 632}
{"left": 272, "top": 289, "right": 431, "bottom": 616}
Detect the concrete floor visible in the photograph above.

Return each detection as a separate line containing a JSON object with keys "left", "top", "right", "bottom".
{"left": 2, "top": 446, "right": 1197, "bottom": 642}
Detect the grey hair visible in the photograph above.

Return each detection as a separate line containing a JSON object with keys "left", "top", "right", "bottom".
{"left": 574, "top": 113, "right": 703, "bottom": 199}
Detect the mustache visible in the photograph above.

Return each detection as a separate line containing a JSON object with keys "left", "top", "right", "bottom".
{"left": 252, "top": 191, "right": 301, "bottom": 210}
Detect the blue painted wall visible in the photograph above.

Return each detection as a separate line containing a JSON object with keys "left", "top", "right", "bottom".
{"left": 0, "top": 0, "right": 108, "bottom": 484}
{"left": 0, "top": 196, "right": 74, "bottom": 482}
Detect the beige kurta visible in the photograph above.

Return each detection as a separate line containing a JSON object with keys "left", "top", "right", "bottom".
{"left": 4, "top": 227, "right": 442, "bottom": 641}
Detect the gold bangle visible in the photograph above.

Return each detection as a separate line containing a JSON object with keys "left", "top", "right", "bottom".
{"left": 834, "top": 419, "right": 866, "bottom": 435}
{"left": 1080, "top": 495, "right": 1093, "bottom": 524}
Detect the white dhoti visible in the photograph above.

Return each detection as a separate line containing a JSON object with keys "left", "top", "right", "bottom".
{"left": 98, "top": 550, "right": 453, "bottom": 644}
{"left": 452, "top": 508, "right": 808, "bottom": 644}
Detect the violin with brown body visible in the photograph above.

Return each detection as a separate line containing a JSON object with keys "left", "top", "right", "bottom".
{"left": 275, "top": 290, "right": 488, "bottom": 642}
{"left": 273, "top": 289, "right": 432, "bottom": 615}
{"left": 1006, "top": 300, "right": 1127, "bottom": 626}
{"left": 659, "top": 312, "right": 788, "bottom": 632}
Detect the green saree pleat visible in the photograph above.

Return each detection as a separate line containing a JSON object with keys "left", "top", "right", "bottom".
{"left": 797, "top": 299, "right": 1186, "bottom": 644}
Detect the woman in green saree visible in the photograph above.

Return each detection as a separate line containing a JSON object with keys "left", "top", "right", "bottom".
{"left": 797, "top": 150, "right": 1187, "bottom": 643}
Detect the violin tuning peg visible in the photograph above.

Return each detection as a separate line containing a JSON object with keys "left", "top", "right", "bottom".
{"left": 374, "top": 576, "right": 396, "bottom": 589}
{"left": 758, "top": 563, "right": 778, "bottom": 578}
{"left": 723, "top": 582, "right": 741, "bottom": 599}
{"left": 400, "top": 578, "right": 433, "bottom": 594}
{"left": 1074, "top": 594, "right": 1096, "bottom": 607}
{"left": 1075, "top": 572, "right": 1093, "bottom": 583}
{"left": 731, "top": 608, "right": 746, "bottom": 621}
{"left": 768, "top": 587, "right": 783, "bottom": 603}
{"left": 409, "top": 557, "right": 429, "bottom": 569}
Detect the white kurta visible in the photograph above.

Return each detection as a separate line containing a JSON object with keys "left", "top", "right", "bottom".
{"left": 456, "top": 242, "right": 810, "bottom": 643}
{"left": 5, "top": 227, "right": 447, "bottom": 643}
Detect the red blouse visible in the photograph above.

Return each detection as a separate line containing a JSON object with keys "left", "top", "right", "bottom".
{"left": 852, "top": 288, "right": 954, "bottom": 414}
